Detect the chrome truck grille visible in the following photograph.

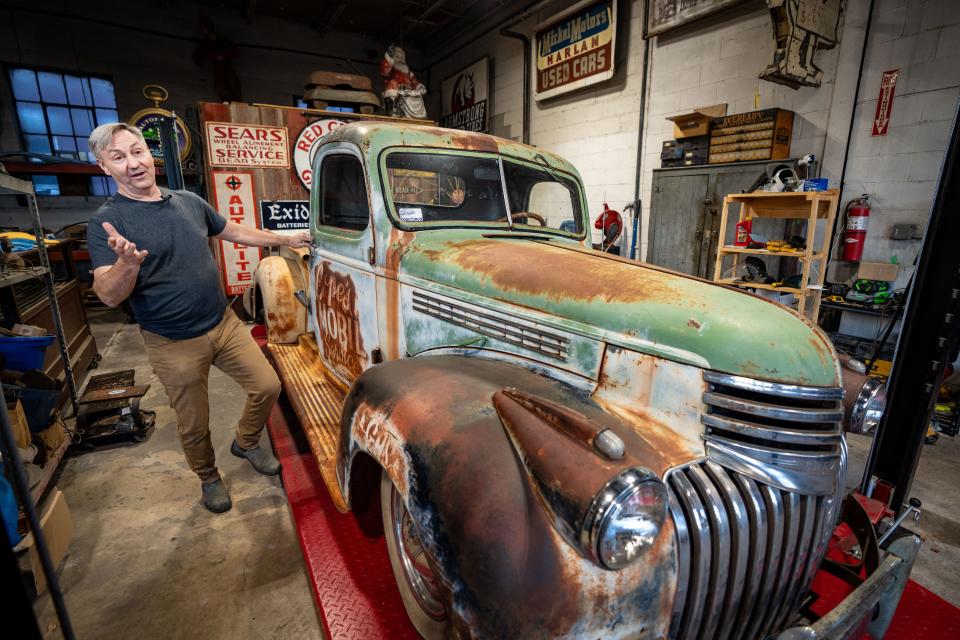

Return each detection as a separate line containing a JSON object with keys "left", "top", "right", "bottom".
{"left": 666, "top": 373, "right": 845, "bottom": 640}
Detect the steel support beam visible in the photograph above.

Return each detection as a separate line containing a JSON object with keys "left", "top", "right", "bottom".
{"left": 861, "top": 101, "right": 960, "bottom": 514}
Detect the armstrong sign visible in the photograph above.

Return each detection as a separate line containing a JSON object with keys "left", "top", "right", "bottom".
{"left": 441, "top": 57, "right": 489, "bottom": 132}
{"left": 535, "top": 0, "right": 616, "bottom": 101}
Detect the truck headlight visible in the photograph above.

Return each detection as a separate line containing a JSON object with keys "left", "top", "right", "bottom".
{"left": 851, "top": 377, "right": 886, "bottom": 434}
{"left": 581, "top": 468, "right": 666, "bottom": 570}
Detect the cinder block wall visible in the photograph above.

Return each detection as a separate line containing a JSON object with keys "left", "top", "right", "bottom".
{"left": 428, "top": 0, "right": 959, "bottom": 287}
{"left": 427, "top": 1, "right": 647, "bottom": 249}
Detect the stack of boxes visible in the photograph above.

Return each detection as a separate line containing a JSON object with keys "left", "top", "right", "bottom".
{"left": 661, "top": 104, "right": 725, "bottom": 168}
{"left": 660, "top": 104, "right": 796, "bottom": 168}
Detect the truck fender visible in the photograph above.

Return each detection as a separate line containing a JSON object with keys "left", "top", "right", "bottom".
{"left": 252, "top": 253, "right": 308, "bottom": 344}
{"left": 336, "top": 354, "right": 676, "bottom": 640}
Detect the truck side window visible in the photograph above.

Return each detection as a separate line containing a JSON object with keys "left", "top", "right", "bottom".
{"left": 320, "top": 154, "right": 369, "bottom": 231}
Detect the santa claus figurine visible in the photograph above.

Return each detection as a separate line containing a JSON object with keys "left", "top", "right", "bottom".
{"left": 380, "top": 45, "right": 428, "bottom": 120}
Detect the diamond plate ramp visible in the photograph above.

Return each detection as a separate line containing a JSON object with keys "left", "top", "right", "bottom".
{"left": 258, "top": 331, "right": 418, "bottom": 640}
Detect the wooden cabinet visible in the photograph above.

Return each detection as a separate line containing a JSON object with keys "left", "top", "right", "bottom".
{"left": 646, "top": 160, "right": 787, "bottom": 279}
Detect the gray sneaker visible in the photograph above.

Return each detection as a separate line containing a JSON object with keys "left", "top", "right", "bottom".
{"left": 201, "top": 479, "right": 232, "bottom": 513}
{"left": 231, "top": 440, "right": 281, "bottom": 476}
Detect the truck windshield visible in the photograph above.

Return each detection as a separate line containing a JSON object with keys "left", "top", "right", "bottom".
{"left": 384, "top": 151, "right": 582, "bottom": 235}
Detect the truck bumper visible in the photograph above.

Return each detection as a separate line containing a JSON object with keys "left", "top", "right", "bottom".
{"left": 777, "top": 533, "right": 921, "bottom": 640}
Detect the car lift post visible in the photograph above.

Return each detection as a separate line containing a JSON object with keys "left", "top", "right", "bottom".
{"left": 861, "top": 103, "right": 960, "bottom": 515}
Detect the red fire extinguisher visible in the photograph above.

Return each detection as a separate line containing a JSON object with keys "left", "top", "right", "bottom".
{"left": 842, "top": 194, "right": 871, "bottom": 262}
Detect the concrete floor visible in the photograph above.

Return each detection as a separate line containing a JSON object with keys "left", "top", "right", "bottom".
{"left": 34, "top": 309, "right": 324, "bottom": 640}
{"left": 31, "top": 311, "right": 960, "bottom": 635}
{"left": 848, "top": 431, "right": 960, "bottom": 608}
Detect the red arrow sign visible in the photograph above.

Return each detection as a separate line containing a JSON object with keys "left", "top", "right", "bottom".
{"left": 872, "top": 69, "right": 900, "bottom": 136}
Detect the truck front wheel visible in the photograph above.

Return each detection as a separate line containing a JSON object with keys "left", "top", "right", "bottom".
{"left": 381, "top": 470, "right": 449, "bottom": 638}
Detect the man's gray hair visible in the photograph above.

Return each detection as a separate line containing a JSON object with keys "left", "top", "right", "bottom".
{"left": 88, "top": 123, "right": 147, "bottom": 160}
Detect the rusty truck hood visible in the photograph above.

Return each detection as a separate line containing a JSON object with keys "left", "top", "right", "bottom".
{"left": 397, "top": 231, "right": 839, "bottom": 386}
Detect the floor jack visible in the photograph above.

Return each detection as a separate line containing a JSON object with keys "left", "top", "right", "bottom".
{"left": 74, "top": 370, "right": 155, "bottom": 445}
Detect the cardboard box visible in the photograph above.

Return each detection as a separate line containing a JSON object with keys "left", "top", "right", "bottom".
{"left": 21, "top": 489, "right": 73, "bottom": 595}
{"left": 11, "top": 324, "right": 47, "bottom": 337}
{"left": 38, "top": 416, "right": 67, "bottom": 454}
{"left": 7, "top": 401, "right": 30, "bottom": 449}
{"left": 667, "top": 104, "right": 728, "bottom": 139}
{"left": 857, "top": 262, "right": 899, "bottom": 282}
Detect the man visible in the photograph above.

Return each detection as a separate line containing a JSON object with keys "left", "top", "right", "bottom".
{"left": 86, "top": 122, "right": 309, "bottom": 513}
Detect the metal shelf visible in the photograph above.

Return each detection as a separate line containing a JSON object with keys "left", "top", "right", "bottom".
{"left": 0, "top": 171, "right": 81, "bottom": 415}
{"left": 0, "top": 266, "right": 49, "bottom": 289}
{"left": 0, "top": 169, "right": 77, "bottom": 637}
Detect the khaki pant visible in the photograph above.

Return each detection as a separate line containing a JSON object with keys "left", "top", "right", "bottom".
{"left": 142, "top": 308, "right": 281, "bottom": 482}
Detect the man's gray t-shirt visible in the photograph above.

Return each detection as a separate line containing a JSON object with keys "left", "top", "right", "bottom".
{"left": 88, "top": 189, "right": 228, "bottom": 340}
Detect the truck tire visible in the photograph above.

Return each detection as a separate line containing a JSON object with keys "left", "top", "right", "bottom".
{"left": 381, "top": 470, "right": 449, "bottom": 638}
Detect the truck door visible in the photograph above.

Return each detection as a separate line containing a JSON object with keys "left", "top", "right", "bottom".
{"left": 309, "top": 144, "right": 379, "bottom": 385}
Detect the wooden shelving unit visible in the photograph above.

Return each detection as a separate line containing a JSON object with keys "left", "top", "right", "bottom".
{"left": 713, "top": 189, "right": 840, "bottom": 321}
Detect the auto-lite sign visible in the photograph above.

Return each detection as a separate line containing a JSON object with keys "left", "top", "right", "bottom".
{"left": 260, "top": 200, "right": 309, "bottom": 233}
{"left": 293, "top": 119, "right": 344, "bottom": 190}
{"left": 535, "top": 0, "right": 616, "bottom": 101}
{"left": 872, "top": 69, "right": 899, "bottom": 136}
{"left": 441, "top": 58, "right": 489, "bottom": 132}
{"left": 211, "top": 171, "right": 262, "bottom": 295}
{"left": 205, "top": 122, "right": 290, "bottom": 168}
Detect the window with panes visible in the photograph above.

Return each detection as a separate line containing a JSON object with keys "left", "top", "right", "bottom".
{"left": 8, "top": 67, "right": 120, "bottom": 195}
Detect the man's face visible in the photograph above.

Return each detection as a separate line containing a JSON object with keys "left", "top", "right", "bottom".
{"left": 97, "top": 130, "right": 156, "bottom": 197}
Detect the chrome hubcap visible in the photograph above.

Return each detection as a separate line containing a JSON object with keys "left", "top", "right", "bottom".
{"left": 391, "top": 487, "right": 446, "bottom": 620}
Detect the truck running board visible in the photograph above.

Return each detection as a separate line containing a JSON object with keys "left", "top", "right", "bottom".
{"left": 266, "top": 334, "right": 349, "bottom": 512}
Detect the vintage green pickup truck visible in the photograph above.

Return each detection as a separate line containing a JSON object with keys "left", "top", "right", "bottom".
{"left": 247, "top": 122, "right": 914, "bottom": 639}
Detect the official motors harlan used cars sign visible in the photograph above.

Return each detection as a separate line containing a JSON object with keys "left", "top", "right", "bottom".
{"left": 441, "top": 58, "right": 489, "bottom": 132}
{"left": 205, "top": 122, "right": 290, "bottom": 168}
{"left": 535, "top": 0, "right": 616, "bottom": 101}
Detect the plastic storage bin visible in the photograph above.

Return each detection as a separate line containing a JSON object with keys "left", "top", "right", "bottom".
{"left": 0, "top": 335, "right": 55, "bottom": 372}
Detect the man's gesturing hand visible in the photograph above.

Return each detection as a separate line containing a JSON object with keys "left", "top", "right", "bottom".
{"left": 103, "top": 222, "right": 148, "bottom": 265}
{"left": 286, "top": 232, "right": 311, "bottom": 249}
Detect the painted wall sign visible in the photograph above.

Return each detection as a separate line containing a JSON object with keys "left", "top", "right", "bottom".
{"left": 315, "top": 261, "right": 367, "bottom": 380}
{"left": 872, "top": 69, "right": 900, "bottom": 137}
{"left": 441, "top": 57, "right": 489, "bottom": 132}
{"left": 646, "top": 0, "right": 747, "bottom": 38}
{"left": 205, "top": 122, "right": 290, "bottom": 168}
{"left": 211, "top": 171, "right": 262, "bottom": 295}
{"left": 535, "top": 0, "right": 616, "bottom": 101}
{"left": 293, "top": 119, "right": 345, "bottom": 190}
{"left": 259, "top": 200, "right": 309, "bottom": 233}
